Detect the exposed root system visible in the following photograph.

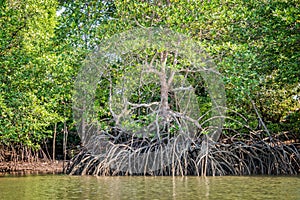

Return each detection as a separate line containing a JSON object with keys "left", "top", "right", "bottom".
{"left": 65, "top": 132, "right": 300, "bottom": 176}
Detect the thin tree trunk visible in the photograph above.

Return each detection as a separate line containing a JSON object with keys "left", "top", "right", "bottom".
{"left": 43, "top": 140, "right": 51, "bottom": 161}
{"left": 52, "top": 123, "right": 57, "bottom": 162}
{"left": 63, "top": 121, "right": 68, "bottom": 170}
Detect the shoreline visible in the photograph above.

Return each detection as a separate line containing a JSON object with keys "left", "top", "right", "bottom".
{"left": 0, "top": 160, "right": 65, "bottom": 176}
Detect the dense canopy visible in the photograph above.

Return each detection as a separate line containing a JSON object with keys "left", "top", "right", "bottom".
{"left": 0, "top": 0, "right": 299, "bottom": 174}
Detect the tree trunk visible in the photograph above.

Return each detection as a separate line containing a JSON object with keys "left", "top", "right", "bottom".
{"left": 63, "top": 121, "right": 68, "bottom": 170}
{"left": 52, "top": 123, "right": 57, "bottom": 162}
{"left": 160, "top": 51, "right": 169, "bottom": 118}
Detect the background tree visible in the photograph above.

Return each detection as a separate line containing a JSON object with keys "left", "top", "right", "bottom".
{"left": 0, "top": 0, "right": 114, "bottom": 161}
{"left": 0, "top": 0, "right": 61, "bottom": 160}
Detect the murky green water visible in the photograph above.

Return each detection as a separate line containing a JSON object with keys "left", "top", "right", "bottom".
{"left": 0, "top": 175, "right": 299, "bottom": 200}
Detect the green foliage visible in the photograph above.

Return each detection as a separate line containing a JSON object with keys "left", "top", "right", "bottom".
{"left": 0, "top": 0, "right": 299, "bottom": 153}
{"left": 98, "top": 0, "right": 299, "bottom": 134}
{"left": 0, "top": 0, "right": 62, "bottom": 148}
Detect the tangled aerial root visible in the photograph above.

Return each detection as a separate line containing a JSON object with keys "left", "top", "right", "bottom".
{"left": 65, "top": 132, "right": 300, "bottom": 176}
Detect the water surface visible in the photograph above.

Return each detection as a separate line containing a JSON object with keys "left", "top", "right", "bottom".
{"left": 0, "top": 175, "right": 299, "bottom": 199}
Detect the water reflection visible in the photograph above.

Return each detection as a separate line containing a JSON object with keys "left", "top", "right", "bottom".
{"left": 0, "top": 175, "right": 299, "bottom": 200}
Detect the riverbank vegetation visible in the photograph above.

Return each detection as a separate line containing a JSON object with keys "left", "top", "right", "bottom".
{"left": 0, "top": 0, "right": 299, "bottom": 175}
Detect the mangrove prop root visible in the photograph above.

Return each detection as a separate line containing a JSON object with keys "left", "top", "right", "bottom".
{"left": 65, "top": 134, "right": 300, "bottom": 176}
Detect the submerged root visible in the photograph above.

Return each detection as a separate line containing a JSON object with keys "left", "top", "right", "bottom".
{"left": 65, "top": 132, "right": 300, "bottom": 176}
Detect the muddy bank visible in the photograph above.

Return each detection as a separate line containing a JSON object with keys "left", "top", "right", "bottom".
{"left": 0, "top": 161, "right": 65, "bottom": 176}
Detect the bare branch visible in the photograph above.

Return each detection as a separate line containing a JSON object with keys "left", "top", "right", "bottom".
{"left": 170, "top": 110, "right": 203, "bottom": 130}
{"left": 171, "top": 86, "right": 193, "bottom": 92}
{"left": 143, "top": 52, "right": 162, "bottom": 76}
{"left": 127, "top": 101, "right": 159, "bottom": 109}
